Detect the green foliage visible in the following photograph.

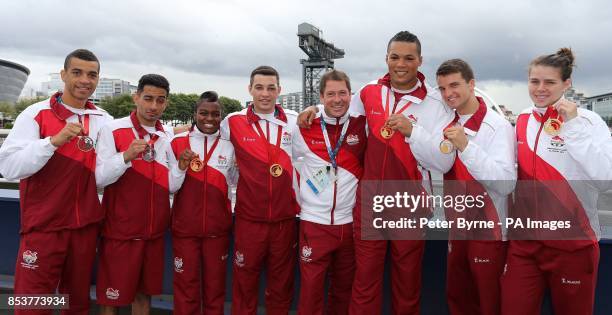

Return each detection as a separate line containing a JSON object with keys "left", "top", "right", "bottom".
{"left": 164, "top": 93, "right": 199, "bottom": 124}
{"left": 99, "top": 95, "right": 134, "bottom": 119}
{"left": 219, "top": 96, "right": 243, "bottom": 117}
{"left": 0, "top": 102, "right": 14, "bottom": 116}
{"left": 98, "top": 93, "right": 244, "bottom": 123}
{"left": 14, "top": 97, "right": 46, "bottom": 116}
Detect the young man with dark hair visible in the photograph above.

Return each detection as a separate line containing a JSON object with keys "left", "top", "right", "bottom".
{"left": 95, "top": 74, "right": 190, "bottom": 315}
{"left": 293, "top": 70, "right": 366, "bottom": 314}
{"left": 436, "top": 59, "right": 516, "bottom": 315}
{"left": 220, "top": 65, "right": 299, "bottom": 314}
{"left": 0, "top": 49, "right": 112, "bottom": 315}
{"left": 170, "top": 90, "right": 236, "bottom": 314}
{"left": 299, "top": 31, "right": 455, "bottom": 314}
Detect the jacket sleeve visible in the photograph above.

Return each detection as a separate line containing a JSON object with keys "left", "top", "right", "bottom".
{"left": 406, "top": 114, "right": 455, "bottom": 174}
{"left": 95, "top": 124, "right": 131, "bottom": 188}
{"left": 349, "top": 88, "right": 366, "bottom": 115}
{"left": 167, "top": 143, "right": 186, "bottom": 194}
{"left": 0, "top": 108, "right": 58, "bottom": 180}
{"left": 563, "top": 113, "right": 612, "bottom": 190}
{"left": 459, "top": 122, "right": 517, "bottom": 196}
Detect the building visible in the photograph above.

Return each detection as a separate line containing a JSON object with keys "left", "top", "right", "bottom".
{"left": 40, "top": 73, "right": 132, "bottom": 105}
{"left": 90, "top": 78, "right": 132, "bottom": 105}
{"left": 588, "top": 92, "right": 612, "bottom": 128}
{"left": 278, "top": 92, "right": 304, "bottom": 113}
{"left": 0, "top": 59, "right": 30, "bottom": 104}
{"left": 496, "top": 104, "right": 517, "bottom": 125}
{"left": 564, "top": 87, "right": 590, "bottom": 109}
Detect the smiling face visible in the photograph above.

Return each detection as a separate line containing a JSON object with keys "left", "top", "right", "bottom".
{"left": 249, "top": 74, "right": 281, "bottom": 114}
{"left": 133, "top": 85, "right": 168, "bottom": 126}
{"left": 386, "top": 41, "right": 423, "bottom": 90}
{"left": 194, "top": 101, "right": 222, "bottom": 134}
{"left": 321, "top": 79, "right": 351, "bottom": 118}
{"left": 60, "top": 57, "right": 99, "bottom": 107}
{"left": 528, "top": 65, "right": 571, "bottom": 108}
{"left": 437, "top": 72, "right": 475, "bottom": 112}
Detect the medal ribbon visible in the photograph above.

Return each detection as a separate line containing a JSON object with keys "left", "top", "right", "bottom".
{"left": 383, "top": 88, "right": 414, "bottom": 120}
{"left": 130, "top": 111, "right": 161, "bottom": 151}
{"left": 202, "top": 135, "right": 220, "bottom": 166}
{"left": 442, "top": 112, "right": 461, "bottom": 140}
{"left": 320, "top": 116, "right": 350, "bottom": 171}
{"left": 532, "top": 105, "right": 564, "bottom": 124}
{"left": 253, "top": 120, "right": 283, "bottom": 167}
{"left": 77, "top": 114, "right": 90, "bottom": 137}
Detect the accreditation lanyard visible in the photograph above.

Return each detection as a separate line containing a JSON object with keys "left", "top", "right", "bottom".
{"left": 383, "top": 88, "right": 413, "bottom": 120}
{"left": 253, "top": 120, "right": 283, "bottom": 166}
{"left": 320, "top": 116, "right": 350, "bottom": 172}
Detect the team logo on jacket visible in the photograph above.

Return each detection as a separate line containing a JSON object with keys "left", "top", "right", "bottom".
{"left": 21, "top": 250, "right": 38, "bottom": 269}
{"left": 235, "top": 251, "right": 245, "bottom": 267}
{"left": 217, "top": 155, "right": 229, "bottom": 168}
{"left": 174, "top": 257, "right": 184, "bottom": 273}
{"left": 407, "top": 114, "right": 418, "bottom": 124}
{"left": 346, "top": 134, "right": 360, "bottom": 145}
{"left": 547, "top": 136, "right": 566, "bottom": 153}
{"left": 282, "top": 132, "right": 292, "bottom": 145}
{"left": 106, "top": 288, "right": 120, "bottom": 300}
{"left": 301, "top": 246, "right": 313, "bottom": 262}
{"left": 221, "top": 254, "right": 229, "bottom": 261}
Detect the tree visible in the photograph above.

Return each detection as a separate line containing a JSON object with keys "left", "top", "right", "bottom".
{"left": 0, "top": 102, "right": 15, "bottom": 116}
{"left": 165, "top": 93, "right": 199, "bottom": 125}
{"left": 99, "top": 95, "right": 134, "bottom": 119}
{"left": 14, "top": 97, "right": 46, "bottom": 116}
{"left": 219, "top": 96, "right": 243, "bottom": 118}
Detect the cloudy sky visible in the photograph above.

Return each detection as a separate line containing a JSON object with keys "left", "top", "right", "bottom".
{"left": 1, "top": 0, "right": 610, "bottom": 113}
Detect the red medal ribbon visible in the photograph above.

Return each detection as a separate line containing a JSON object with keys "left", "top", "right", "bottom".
{"left": 254, "top": 120, "right": 283, "bottom": 167}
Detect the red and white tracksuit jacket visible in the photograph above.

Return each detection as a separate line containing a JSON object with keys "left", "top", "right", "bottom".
{"left": 349, "top": 72, "right": 455, "bottom": 315}
{"left": 511, "top": 106, "right": 612, "bottom": 247}
{"left": 0, "top": 92, "right": 113, "bottom": 233}
{"left": 170, "top": 128, "right": 235, "bottom": 237}
{"left": 220, "top": 104, "right": 299, "bottom": 222}
{"left": 96, "top": 111, "right": 181, "bottom": 240}
{"left": 443, "top": 98, "right": 516, "bottom": 315}
{"left": 293, "top": 106, "right": 367, "bottom": 225}
{"left": 443, "top": 97, "right": 517, "bottom": 240}
{"left": 501, "top": 106, "right": 612, "bottom": 315}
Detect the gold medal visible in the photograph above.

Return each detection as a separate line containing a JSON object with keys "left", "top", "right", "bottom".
{"left": 543, "top": 118, "right": 562, "bottom": 136}
{"left": 77, "top": 136, "right": 94, "bottom": 152}
{"left": 439, "top": 139, "right": 455, "bottom": 154}
{"left": 270, "top": 163, "right": 283, "bottom": 177}
{"left": 190, "top": 158, "right": 203, "bottom": 172}
{"left": 380, "top": 126, "right": 394, "bottom": 139}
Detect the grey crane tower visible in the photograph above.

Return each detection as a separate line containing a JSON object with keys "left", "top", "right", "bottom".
{"left": 298, "top": 23, "right": 345, "bottom": 108}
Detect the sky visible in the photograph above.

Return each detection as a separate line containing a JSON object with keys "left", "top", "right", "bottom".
{"left": 1, "top": 0, "right": 611, "bottom": 113}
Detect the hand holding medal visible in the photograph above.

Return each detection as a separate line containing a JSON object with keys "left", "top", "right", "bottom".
{"left": 123, "top": 139, "right": 148, "bottom": 163}
{"left": 50, "top": 122, "right": 83, "bottom": 147}
{"left": 442, "top": 124, "right": 468, "bottom": 153}
{"left": 552, "top": 97, "right": 578, "bottom": 122}
{"left": 383, "top": 114, "right": 414, "bottom": 138}
{"left": 177, "top": 149, "right": 198, "bottom": 171}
